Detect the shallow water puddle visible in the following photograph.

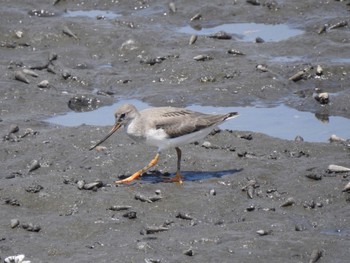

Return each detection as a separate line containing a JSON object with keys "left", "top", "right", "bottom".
{"left": 178, "top": 23, "right": 304, "bottom": 42}
{"left": 47, "top": 99, "right": 350, "bottom": 142}
{"left": 63, "top": 10, "right": 120, "bottom": 19}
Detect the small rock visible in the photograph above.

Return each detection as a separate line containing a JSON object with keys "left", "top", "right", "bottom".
{"left": 314, "top": 92, "right": 329, "bottom": 104}
{"left": 294, "top": 135, "right": 304, "bottom": 142}
{"left": 189, "top": 34, "right": 197, "bottom": 45}
{"left": 209, "top": 189, "right": 216, "bottom": 196}
{"left": 342, "top": 182, "right": 350, "bottom": 192}
{"left": 190, "top": 13, "right": 202, "bottom": 21}
{"left": 22, "top": 69, "right": 38, "bottom": 77}
{"left": 208, "top": 31, "right": 232, "bottom": 40}
{"left": 108, "top": 205, "right": 132, "bottom": 211}
{"left": 328, "top": 164, "right": 350, "bottom": 173}
{"left": 10, "top": 219, "right": 20, "bottom": 228}
{"left": 256, "top": 229, "right": 271, "bottom": 236}
{"left": 144, "top": 226, "right": 169, "bottom": 235}
{"left": 309, "top": 249, "right": 323, "bottom": 263}
{"left": 4, "top": 254, "right": 30, "bottom": 263}
{"left": 193, "top": 54, "right": 212, "bottom": 61}
{"left": 305, "top": 173, "right": 322, "bottom": 180}
{"left": 316, "top": 65, "right": 323, "bottom": 76}
{"left": 135, "top": 193, "right": 152, "bottom": 203}
{"left": 168, "top": 2, "right": 176, "bottom": 13}
{"left": 28, "top": 160, "right": 41, "bottom": 173}
{"left": 280, "top": 197, "right": 295, "bottom": 207}
{"left": 25, "top": 184, "right": 43, "bottom": 193}
{"left": 247, "top": 0, "right": 260, "bottom": 6}
{"left": 22, "top": 223, "right": 41, "bottom": 232}
{"left": 183, "top": 248, "right": 194, "bottom": 256}
{"left": 77, "top": 180, "right": 85, "bottom": 190}
{"left": 329, "top": 134, "right": 346, "bottom": 142}
{"left": 83, "top": 180, "right": 103, "bottom": 190}
{"left": 37, "top": 80, "right": 50, "bottom": 88}
{"left": 15, "top": 71, "right": 30, "bottom": 84}
{"left": 9, "top": 124, "right": 19, "bottom": 134}
{"left": 246, "top": 204, "right": 255, "bottom": 211}
{"left": 176, "top": 212, "right": 193, "bottom": 220}
{"left": 15, "top": 30, "right": 23, "bottom": 38}
{"left": 255, "top": 37, "right": 265, "bottom": 43}
{"left": 123, "top": 211, "right": 137, "bottom": 219}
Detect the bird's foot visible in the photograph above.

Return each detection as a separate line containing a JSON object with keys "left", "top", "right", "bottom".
{"left": 115, "top": 172, "right": 141, "bottom": 184}
{"left": 162, "top": 171, "right": 183, "bottom": 184}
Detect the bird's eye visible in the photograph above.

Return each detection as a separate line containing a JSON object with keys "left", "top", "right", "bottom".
{"left": 120, "top": 113, "right": 126, "bottom": 119}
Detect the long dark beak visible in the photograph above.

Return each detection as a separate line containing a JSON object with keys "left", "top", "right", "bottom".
{"left": 89, "top": 122, "right": 122, "bottom": 150}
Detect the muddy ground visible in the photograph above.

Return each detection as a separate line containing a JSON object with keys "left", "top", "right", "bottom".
{"left": 1, "top": 0, "right": 350, "bottom": 262}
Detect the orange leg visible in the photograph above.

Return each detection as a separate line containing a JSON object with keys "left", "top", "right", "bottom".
{"left": 164, "top": 147, "right": 183, "bottom": 184}
{"left": 115, "top": 153, "right": 160, "bottom": 184}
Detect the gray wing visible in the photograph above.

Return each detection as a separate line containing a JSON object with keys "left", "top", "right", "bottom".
{"left": 154, "top": 109, "right": 234, "bottom": 138}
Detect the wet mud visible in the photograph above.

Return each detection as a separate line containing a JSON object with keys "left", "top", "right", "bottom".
{"left": 1, "top": 0, "right": 350, "bottom": 262}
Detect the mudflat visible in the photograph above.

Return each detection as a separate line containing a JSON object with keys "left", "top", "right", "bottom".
{"left": 1, "top": 1, "right": 350, "bottom": 262}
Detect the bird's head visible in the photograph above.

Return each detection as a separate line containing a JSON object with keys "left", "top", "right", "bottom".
{"left": 89, "top": 104, "right": 138, "bottom": 151}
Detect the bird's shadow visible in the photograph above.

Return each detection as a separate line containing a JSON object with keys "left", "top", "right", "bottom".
{"left": 120, "top": 168, "right": 243, "bottom": 184}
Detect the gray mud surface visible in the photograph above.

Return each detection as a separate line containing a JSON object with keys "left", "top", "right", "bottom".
{"left": 1, "top": 1, "right": 350, "bottom": 262}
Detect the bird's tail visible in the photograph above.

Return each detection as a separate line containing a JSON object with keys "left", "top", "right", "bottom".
{"left": 225, "top": 112, "right": 239, "bottom": 120}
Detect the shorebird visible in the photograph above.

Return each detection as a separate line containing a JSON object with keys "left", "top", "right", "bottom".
{"left": 89, "top": 104, "right": 238, "bottom": 184}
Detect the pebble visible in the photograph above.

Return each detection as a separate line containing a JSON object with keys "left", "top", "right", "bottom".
{"left": 22, "top": 222, "right": 41, "bottom": 232}
{"left": 176, "top": 212, "right": 193, "bottom": 220}
{"left": 342, "top": 182, "right": 350, "bottom": 192}
{"left": 305, "top": 173, "right": 322, "bottom": 180}
{"left": 256, "top": 229, "right": 271, "bottom": 236}
{"left": 280, "top": 197, "right": 295, "bottom": 207}
{"left": 189, "top": 34, "right": 197, "bottom": 45}
{"left": 193, "top": 54, "right": 212, "bottom": 61}
{"left": 190, "top": 13, "right": 202, "bottom": 21}
{"left": 83, "top": 180, "right": 103, "bottom": 190}
{"left": 183, "top": 248, "right": 194, "bottom": 256}
{"left": 228, "top": 49, "right": 245, "bottom": 55}
{"left": 135, "top": 193, "right": 153, "bottom": 203}
{"left": 108, "top": 205, "right": 132, "bottom": 211}
{"left": 25, "top": 184, "right": 43, "bottom": 193}
{"left": 15, "top": 30, "right": 23, "bottom": 38}
{"left": 28, "top": 160, "right": 41, "bottom": 173}
{"left": 247, "top": 0, "right": 261, "bottom": 6}
{"left": 5, "top": 198, "right": 20, "bottom": 206}
{"left": 145, "top": 259, "right": 161, "bottom": 263}
{"left": 148, "top": 195, "right": 163, "bottom": 202}
{"left": 314, "top": 92, "right": 329, "bottom": 104}
{"left": 208, "top": 31, "right": 232, "bottom": 40}
{"left": 255, "top": 37, "right": 265, "bottom": 43}
{"left": 77, "top": 180, "right": 85, "bottom": 190}
{"left": 316, "top": 65, "right": 323, "bottom": 76}
{"left": 10, "top": 219, "right": 20, "bottom": 228}
{"left": 329, "top": 134, "right": 346, "bottom": 142}
{"left": 294, "top": 135, "right": 304, "bottom": 142}
{"left": 318, "top": 24, "right": 327, "bottom": 34}
{"left": 295, "top": 223, "right": 306, "bottom": 231}
{"left": 4, "top": 254, "right": 30, "bottom": 263}
{"left": 63, "top": 26, "right": 78, "bottom": 39}
{"left": 169, "top": 2, "right": 176, "bottom": 13}
{"left": 22, "top": 68, "right": 38, "bottom": 77}
{"left": 143, "top": 226, "right": 169, "bottom": 235}
{"left": 209, "top": 189, "right": 216, "bottom": 196}
{"left": 246, "top": 204, "right": 255, "bottom": 212}
{"left": 309, "top": 249, "right": 323, "bottom": 263}
{"left": 328, "top": 20, "right": 348, "bottom": 30}
{"left": 328, "top": 164, "right": 350, "bottom": 173}
{"left": 9, "top": 124, "right": 19, "bottom": 134}
{"left": 15, "top": 71, "right": 30, "bottom": 84}
{"left": 37, "top": 80, "right": 50, "bottom": 88}
{"left": 123, "top": 211, "right": 137, "bottom": 219}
